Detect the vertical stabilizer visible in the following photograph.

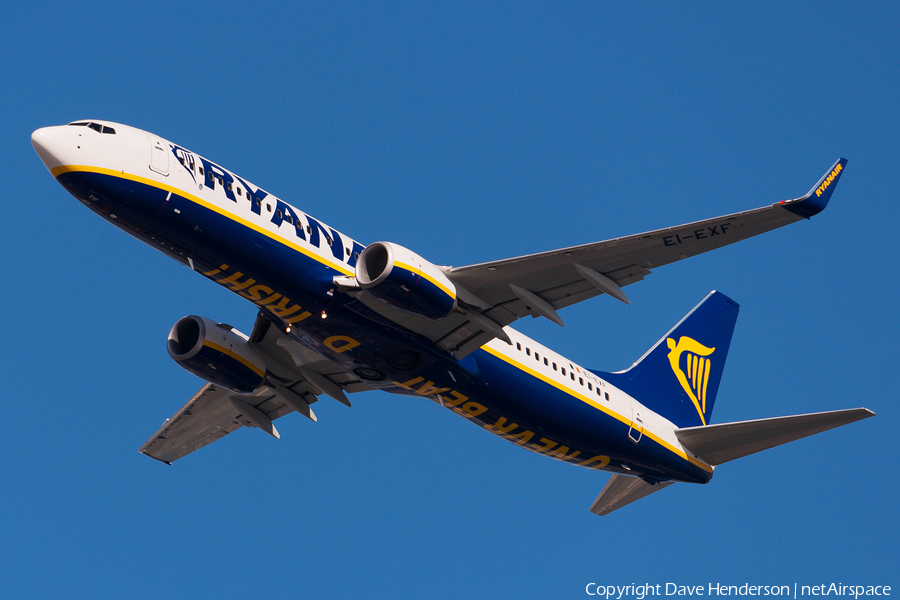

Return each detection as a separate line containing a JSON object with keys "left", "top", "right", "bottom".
{"left": 599, "top": 291, "right": 739, "bottom": 428}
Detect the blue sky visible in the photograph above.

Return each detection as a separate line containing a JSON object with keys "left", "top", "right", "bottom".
{"left": 3, "top": 2, "right": 897, "bottom": 598}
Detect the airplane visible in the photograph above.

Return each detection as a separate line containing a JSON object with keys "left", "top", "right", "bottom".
{"left": 32, "top": 120, "right": 873, "bottom": 515}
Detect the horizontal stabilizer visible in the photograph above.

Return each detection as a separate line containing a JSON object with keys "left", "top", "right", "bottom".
{"left": 589, "top": 475, "right": 674, "bottom": 516}
{"left": 675, "top": 408, "right": 874, "bottom": 466}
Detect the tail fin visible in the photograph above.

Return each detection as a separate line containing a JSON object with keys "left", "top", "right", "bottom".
{"left": 600, "top": 291, "right": 739, "bottom": 428}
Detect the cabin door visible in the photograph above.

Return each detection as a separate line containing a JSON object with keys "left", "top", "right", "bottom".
{"left": 147, "top": 133, "right": 169, "bottom": 176}
{"left": 628, "top": 401, "right": 644, "bottom": 444}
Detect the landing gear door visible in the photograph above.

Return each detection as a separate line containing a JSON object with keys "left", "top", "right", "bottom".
{"left": 628, "top": 401, "right": 644, "bottom": 444}
{"left": 147, "top": 133, "right": 169, "bottom": 176}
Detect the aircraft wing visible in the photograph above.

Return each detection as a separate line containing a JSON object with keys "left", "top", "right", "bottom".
{"left": 448, "top": 159, "right": 846, "bottom": 322}
{"left": 335, "top": 160, "right": 845, "bottom": 359}
{"left": 139, "top": 313, "right": 373, "bottom": 464}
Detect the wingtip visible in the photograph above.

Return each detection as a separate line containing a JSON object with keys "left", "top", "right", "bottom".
{"left": 779, "top": 158, "right": 847, "bottom": 219}
{"left": 138, "top": 449, "right": 173, "bottom": 465}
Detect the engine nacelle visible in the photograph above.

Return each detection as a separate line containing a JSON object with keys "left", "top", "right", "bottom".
{"left": 167, "top": 315, "right": 267, "bottom": 393}
{"left": 355, "top": 241, "right": 457, "bottom": 319}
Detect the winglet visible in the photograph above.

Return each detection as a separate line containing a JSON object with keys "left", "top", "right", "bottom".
{"left": 779, "top": 158, "right": 847, "bottom": 219}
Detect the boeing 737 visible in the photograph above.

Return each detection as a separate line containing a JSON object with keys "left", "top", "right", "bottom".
{"left": 32, "top": 120, "right": 873, "bottom": 515}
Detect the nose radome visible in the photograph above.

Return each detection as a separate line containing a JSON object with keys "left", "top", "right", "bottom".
{"left": 32, "top": 126, "right": 72, "bottom": 171}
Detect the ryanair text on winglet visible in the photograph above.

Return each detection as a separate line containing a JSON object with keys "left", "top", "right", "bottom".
{"left": 816, "top": 163, "right": 844, "bottom": 197}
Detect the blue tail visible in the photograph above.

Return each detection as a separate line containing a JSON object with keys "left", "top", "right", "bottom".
{"left": 597, "top": 291, "right": 740, "bottom": 428}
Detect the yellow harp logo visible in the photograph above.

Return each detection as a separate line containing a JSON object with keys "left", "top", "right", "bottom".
{"left": 666, "top": 336, "right": 715, "bottom": 425}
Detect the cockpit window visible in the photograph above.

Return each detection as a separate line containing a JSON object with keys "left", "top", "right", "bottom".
{"left": 67, "top": 121, "right": 116, "bottom": 134}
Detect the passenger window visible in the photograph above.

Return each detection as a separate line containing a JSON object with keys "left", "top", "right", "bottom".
{"left": 535, "top": 352, "right": 540, "bottom": 361}
{"left": 553, "top": 363, "right": 557, "bottom": 371}
{"left": 605, "top": 392, "right": 610, "bottom": 401}
{"left": 227, "top": 182, "right": 233, "bottom": 191}
{"left": 237, "top": 188, "right": 242, "bottom": 196}
{"left": 199, "top": 167, "right": 204, "bottom": 175}
{"left": 561, "top": 368, "right": 566, "bottom": 376}
{"left": 266, "top": 204, "right": 272, "bottom": 212}
{"left": 597, "top": 388, "right": 602, "bottom": 396}
{"left": 579, "top": 377, "right": 584, "bottom": 386}
{"left": 526, "top": 348, "right": 531, "bottom": 356}
{"left": 285, "top": 215, "right": 293, "bottom": 224}
{"left": 588, "top": 382, "right": 593, "bottom": 391}
{"left": 570, "top": 373, "right": 575, "bottom": 381}
{"left": 543, "top": 358, "right": 549, "bottom": 366}
{"left": 346, "top": 247, "right": 351, "bottom": 256}
{"left": 276, "top": 209, "right": 283, "bottom": 219}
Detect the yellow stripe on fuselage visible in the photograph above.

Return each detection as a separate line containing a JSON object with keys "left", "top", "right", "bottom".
{"left": 202, "top": 340, "right": 266, "bottom": 378}
{"left": 55, "top": 166, "right": 705, "bottom": 472}
{"left": 393, "top": 260, "right": 456, "bottom": 300}
{"left": 51, "top": 164, "right": 355, "bottom": 277}
{"left": 481, "top": 344, "right": 713, "bottom": 473}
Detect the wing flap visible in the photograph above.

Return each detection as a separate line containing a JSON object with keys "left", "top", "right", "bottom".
{"left": 589, "top": 475, "right": 674, "bottom": 516}
{"left": 674, "top": 407, "right": 874, "bottom": 466}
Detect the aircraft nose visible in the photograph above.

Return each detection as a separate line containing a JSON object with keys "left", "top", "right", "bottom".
{"left": 32, "top": 126, "right": 72, "bottom": 171}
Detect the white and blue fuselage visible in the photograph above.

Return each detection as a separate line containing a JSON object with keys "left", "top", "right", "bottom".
{"left": 34, "top": 120, "right": 872, "bottom": 514}
{"left": 33, "top": 120, "right": 712, "bottom": 484}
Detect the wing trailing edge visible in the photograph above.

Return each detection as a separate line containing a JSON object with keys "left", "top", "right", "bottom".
{"left": 674, "top": 407, "right": 874, "bottom": 466}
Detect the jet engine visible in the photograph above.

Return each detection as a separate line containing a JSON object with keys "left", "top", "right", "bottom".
{"left": 167, "top": 315, "right": 266, "bottom": 393}
{"left": 355, "top": 241, "right": 457, "bottom": 319}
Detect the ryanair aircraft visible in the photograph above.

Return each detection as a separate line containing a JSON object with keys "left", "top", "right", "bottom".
{"left": 33, "top": 121, "right": 871, "bottom": 515}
